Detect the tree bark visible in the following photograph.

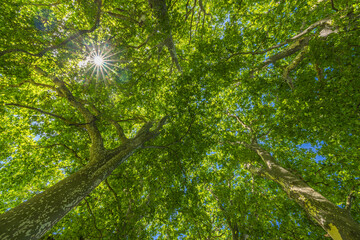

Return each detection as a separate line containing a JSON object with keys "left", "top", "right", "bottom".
{"left": 0, "top": 119, "right": 166, "bottom": 240}
{"left": 246, "top": 143, "right": 360, "bottom": 240}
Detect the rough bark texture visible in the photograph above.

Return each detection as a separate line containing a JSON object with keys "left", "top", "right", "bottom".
{"left": 247, "top": 143, "right": 360, "bottom": 240}
{"left": 0, "top": 118, "right": 167, "bottom": 240}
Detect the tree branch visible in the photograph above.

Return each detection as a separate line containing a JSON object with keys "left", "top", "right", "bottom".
{"left": 290, "top": 17, "right": 331, "bottom": 40}
{"left": 227, "top": 113, "right": 252, "bottom": 132}
{"left": 104, "top": 179, "right": 119, "bottom": 201}
{"left": 84, "top": 198, "right": 103, "bottom": 239}
{"left": 198, "top": 0, "right": 211, "bottom": 17}
{"left": 227, "top": 16, "right": 331, "bottom": 64}
{"left": 331, "top": 0, "right": 338, "bottom": 12}
{"left": 207, "top": 187, "right": 237, "bottom": 236}
{"left": 0, "top": 79, "right": 56, "bottom": 91}
{"left": 282, "top": 46, "right": 308, "bottom": 89}
{"left": 126, "top": 33, "right": 153, "bottom": 49}
{"left": 106, "top": 11, "right": 139, "bottom": 24}
{"left": 345, "top": 186, "right": 355, "bottom": 215}
{"left": 148, "top": 0, "right": 182, "bottom": 72}
{"left": 4, "top": 103, "right": 72, "bottom": 124}
{"left": 34, "top": 66, "right": 104, "bottom": 158}
{"left": 109, "top": 119, "right": 128, "bottom": 143}
{"left": 4, "top": 103, "right": 96, "bottom": 128}
{"left": 243, "top": 163, "right": 265, "bottom": 176}
{"left": 32, "top": 143, "right": 86, "bottom": 164}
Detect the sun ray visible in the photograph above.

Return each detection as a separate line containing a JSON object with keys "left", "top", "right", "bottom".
{"left": 101, "top": 47, "right": 114, "bottom": 58}
{"left": 89, "top": 64, "right": 98, "bottom": 79}
{"left": 103, "top": 62, "right": 120, "bottom": 67}
{"left": 102, "top": 63, "right": 120, "bottom": 76}
{"left": 99, "top": 66, "right": 106, "bottom": 81}
{"left": 102, "top": 50, "right": 122, "bottom": 59}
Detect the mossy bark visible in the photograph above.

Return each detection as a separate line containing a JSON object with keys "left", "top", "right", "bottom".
{"left": 248, "top": 143, "right": 360, "bottom": 240}
{"left": 0, "top": 120, "right": 165, "bottom": 240}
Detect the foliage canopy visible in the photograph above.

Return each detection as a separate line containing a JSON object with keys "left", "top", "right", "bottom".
{"left": 0, "top": 0, "right": 360, "bottom": 239}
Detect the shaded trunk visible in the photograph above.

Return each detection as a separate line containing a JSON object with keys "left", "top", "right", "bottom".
{"left": 0, "top": 122, "right": 163, "bottom": 240}
{"left": 247, "top": 143, "right": 360, "bottom": 240}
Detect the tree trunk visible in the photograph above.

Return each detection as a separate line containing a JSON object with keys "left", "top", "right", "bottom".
{"left": 246, "top": 143, "right": 360, "bottom": 240}
{"left": 0, "top": 120, "right": 165, "bottom": 240}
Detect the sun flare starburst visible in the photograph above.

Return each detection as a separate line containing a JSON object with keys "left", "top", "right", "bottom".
{"left": 78, "top": 42, "right": 123, "bottom": 85}
{"left": 93, "top": 55, "right": 104, "bottom": 66}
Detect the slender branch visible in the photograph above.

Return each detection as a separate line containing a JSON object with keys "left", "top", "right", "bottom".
{"left": 188, "top": 1, "right": 196, "bottom": 44}
{"left": 260, "top": 37, "right": 310, "bottom": 69}
{"left": 32, "top": 143, "right": 86, "bottom": 163}
{"left": 198, "top": 0, "right": 211, "bottom": 17}
{"left": 153, "top": 115, "right": 169, "bottom": 133}
{"left": 0, "top": 49, "right": 38, "bottom": 57}
{"left": 104, "top": 179, "right": 119, "bottom": 201}
{"left": 331, "top": 0, "right": 338, "bottom": 12}
{"left": 0, "top": 0, "right": 102, "bottom": 58}
{"left": 84, "top": 198, "right": 103, "bottom": 239}
{"left": 227, "top": 113, "right": 252, "bottom": 132}
{"left": 77, "top": 102, "right": 130, "bottom": 144}
{"left": 34, "top": 66, "right": 94, "bottom": 122}
{"left": 109, "top": 119, "right": 128, "bottom": 143}
{"left": 282, "top": 46, "right": 308, "bottom": 90}
{"left": 126, "top": 33, "right": 153, "bottom": 49}
{"left": 291, "top": 17, "right": 331, "bottom": 40}
{"left": 24, "top": 1, "right": 62, "bottom": 7}
{"left": 148, "top": 0, "right": 182, "bottom": 72}
{"left": 257, "top": 128, "right": 272, "bottom": 140}
{"left": 207, "top": 187, "right": 236, "bottom": 236}
{"left": 243, "top": 163, "right": 264, "bottom": 176}
{"left": 106, "top": 11, "right": 139, "bottom": 24}
{"left": 345, "top": 186, "right": 355, "bottom": 214}
{"left": 227, "top": 16, "right": 331, "bottom": 62}
{"left": 0, "top": 79, "right": 55, "bottom": 91}
{"left": 227, "top": 140, "right": 250, "bottom": 148}
{"left": 4, "top": 103, "right": 96, "bottom": 129}
{"left": 5, "top": 103, "right": 71, "bottom": 123}
{"left": 184, "top": 0, "right": 192, "bottom": 21}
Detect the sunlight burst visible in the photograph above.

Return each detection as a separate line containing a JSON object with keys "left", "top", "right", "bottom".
{"left": 77, "top": 42, "right": 123, "bottom": 85}
{"left": 93, "top": 55, "right": 104, "bottom": 66}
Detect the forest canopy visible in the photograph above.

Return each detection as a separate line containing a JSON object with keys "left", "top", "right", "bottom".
{"left": 0, "top": 0, "right": 360, "bottom": 239}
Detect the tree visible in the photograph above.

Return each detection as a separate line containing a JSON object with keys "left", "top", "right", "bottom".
{"left": 1, "top": 0, "right": 360, "bottom": 239}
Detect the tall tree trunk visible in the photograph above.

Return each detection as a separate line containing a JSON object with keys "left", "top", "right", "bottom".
{"left": 0, "top": 119, "right": 166, "bottom": 240}
{"left": 245, "top": 143, "right": 360, "bottom": 240}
